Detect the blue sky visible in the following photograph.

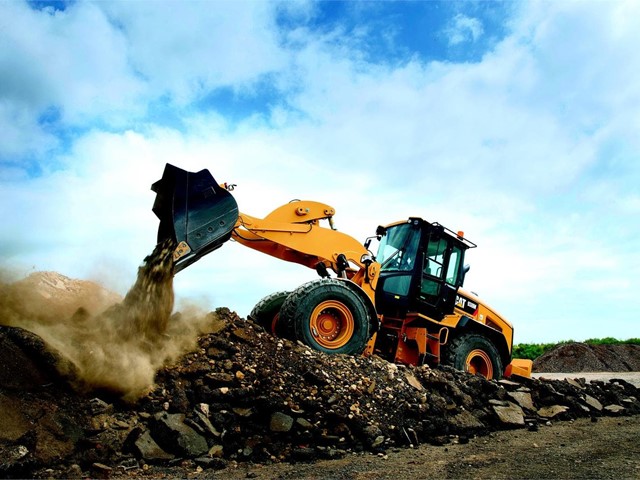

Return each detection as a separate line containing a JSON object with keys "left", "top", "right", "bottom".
{"left": 1, "top": 0, "right": 639, "bottom": 343}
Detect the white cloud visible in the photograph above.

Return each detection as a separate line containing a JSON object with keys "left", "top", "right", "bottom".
{"left": 101, "top": 1, "right": 289, "bottom": 104}
{"left": 446, "top": 14, "right": 484, "bottom": 46}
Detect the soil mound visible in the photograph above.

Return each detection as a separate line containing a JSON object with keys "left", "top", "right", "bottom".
{"left": 1, "top": 309, "right": 639, "bottom": 478}
{"left": 533, "top": 342, "right": 640, "bottom": 373}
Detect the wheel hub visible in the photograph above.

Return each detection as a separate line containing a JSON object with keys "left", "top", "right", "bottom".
{"left": 309, "top": 300, "right": 355, "bottom": 349}
{"left": 316, "top": 311, "right": 341, "bottom": 340}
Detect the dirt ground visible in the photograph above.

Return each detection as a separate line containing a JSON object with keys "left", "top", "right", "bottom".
{"left": 140, "top": 415, "right": 639, "bottom": 480}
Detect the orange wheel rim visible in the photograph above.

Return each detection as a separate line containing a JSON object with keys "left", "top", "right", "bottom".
{"left": 309, "top": 300, "right": 354, "bottom": 349}
{"left": 465, "top": 349, "right": 493, "bottom": 379}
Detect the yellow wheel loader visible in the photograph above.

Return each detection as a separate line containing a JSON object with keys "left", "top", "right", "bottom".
{"left": 151, "top": 164, "right": 532, "bottom": 380}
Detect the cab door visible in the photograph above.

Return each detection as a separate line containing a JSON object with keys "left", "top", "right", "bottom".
{"left": 418, "top": 230, "right": 464, "bottom": 320}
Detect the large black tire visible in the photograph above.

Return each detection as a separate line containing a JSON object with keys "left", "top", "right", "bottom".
{"left": 248, "top": 291, "right": 290, "bottom": 335}
{"left": 442, "top": 333, "right": 503, "bottom": 380}
{"left": 279, "top": 279, "right": 371, "bottom": 355}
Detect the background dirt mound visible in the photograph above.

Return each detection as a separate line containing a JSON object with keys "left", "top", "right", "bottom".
{"left": 1, "top": 271, "right": 121, "bottom": 324}
{"left": 533, "top": 342, "right": 640, "bottom": 373}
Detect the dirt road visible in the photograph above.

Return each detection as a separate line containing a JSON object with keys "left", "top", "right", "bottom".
{"left": 215, "top": 415, "right": 640, "bottom": 480}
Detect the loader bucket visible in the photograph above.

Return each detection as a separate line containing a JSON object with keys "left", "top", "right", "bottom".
{"left": 151, "top": 163, "right": 239, "bottom": 273}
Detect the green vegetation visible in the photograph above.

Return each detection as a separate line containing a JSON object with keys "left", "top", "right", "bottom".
{"left": 513, "top": 338, "right": 640, "bottom": 360}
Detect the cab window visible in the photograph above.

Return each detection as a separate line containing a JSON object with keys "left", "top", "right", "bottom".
{"left": 446, "top": 246, "right": 463, "bottom": 286}
{"left": 424, "top": 238, "right": 447, "bottom": 278}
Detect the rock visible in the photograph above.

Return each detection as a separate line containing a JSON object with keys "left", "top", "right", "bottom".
{"left": 65, "top": 464, "right": 84, "bottom": 478}
{"left": 133, "top": 430, "right": 174, "bottom": 462}
{"left": 113, "top": 420, "right": 131, "bottom": 430}
{"left": 205, "top": 372, "right": 235, "bottom": 385}
{"left": 538, "top": 405, "right": 569, "bottom": 419}
{"left": 450, "top": 410, "right": 485, "bottom": 430}
{"left": 296, "top": 417, "right": 314, "bottom": 429}
{"left": 193, "top": 410, "right": 221, "bottom": 438}
{"left": 194, "top": 456, "right": 227, "bottom": 469}
{"left": 207, "top": 316, "right": 228, "bottom": 335}
{"left": 150, "top": 413, "right": 209, "bottom": 457}
{"left": 208, "top": 445, "right": 224, "bottom": 458}
{"left": 362, "top": 424, "right": 383, "bottom": 445}
{"left": 583, "top": 395, "right": 603, "bottom": 411}
{"left": 292, "top": 447, "right": 316, "bottom": 461}
{"left": 91, "top": 463, "right": 112, "bottom": 473}
{"left": 493, "top": 403, "right": 525, "bottom": 427}
{"left": 508, "top": 391, "right": 535, "bottom": 411}
{"left": 405, "top": 372, "right": 423, "bottom": 391}
{"left": 270, "top": 412, "right": 294, "bottom": 432}
{"left": 232, "top": 327, "right": 254, "bottom": 343}
{"left": 498, "top": 379, "right": 521, "bottom": 389}
{"left": 232, "top": 407, "right": 253, "bottom": 417}
{"left": 89, "top": 398, "right": 112, "bottom": 415}
{"left": 604, "top": 405, "right": 625, "bottom": 414}
{"left": 565, "top": 378, "right": 585, "bottom": 389}
{"left": 88, "top": 415, "right": 109, "bottom": 433}
{"left": 371, "top": 435, "right": 385, "bottom": 448}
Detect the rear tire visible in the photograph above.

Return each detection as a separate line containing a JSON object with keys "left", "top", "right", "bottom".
{"left": 443, "top": 333, "right": 503, "bottom": 380}
{"left": 279, "top": 279, "right": 371, "bottom": 355}
{"left": 248, "top": 291, "right": 290, "bottom": 335}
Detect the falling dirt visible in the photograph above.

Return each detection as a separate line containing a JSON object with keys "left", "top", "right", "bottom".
{"left": 0, "top": 239, "right": 214, "bottom": 401}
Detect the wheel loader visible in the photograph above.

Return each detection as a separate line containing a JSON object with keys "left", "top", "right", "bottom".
{"left": 151, "top": 163, "right": 532, "bottom": 380}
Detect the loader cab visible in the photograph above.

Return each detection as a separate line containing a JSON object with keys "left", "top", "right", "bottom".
{"left": 374, "top": 218, "right": 476, "bottom": 320}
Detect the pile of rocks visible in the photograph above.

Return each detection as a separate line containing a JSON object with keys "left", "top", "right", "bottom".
{"left": 534, "top": 342, "right": 640, "bottom": 372}
{"left": 1, "top": 309, "right": 639, "bottom": 478}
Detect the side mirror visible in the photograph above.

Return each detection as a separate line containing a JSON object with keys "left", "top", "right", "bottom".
{"left": 461, "top": 264, "right": 471, "bottom": 285}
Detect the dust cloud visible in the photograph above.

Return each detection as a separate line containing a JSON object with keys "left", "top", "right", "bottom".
{"left": 0, "top": 239, "right": 216, "bottom": 401}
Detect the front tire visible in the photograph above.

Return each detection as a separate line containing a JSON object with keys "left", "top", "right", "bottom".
{"left": 279, "top": 279, "right": 371, "bottom": 355}
{"left": 443, "top": 333, "right": 503, "bottom": 380}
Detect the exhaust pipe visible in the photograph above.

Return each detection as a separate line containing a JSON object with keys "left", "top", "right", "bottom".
{"left": 151, "top": 163, "right": 239, "bottom": 273}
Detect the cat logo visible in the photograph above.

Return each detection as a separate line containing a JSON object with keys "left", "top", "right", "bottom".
{"left": 455, "top": 295, "right": 478, "bottom": 315}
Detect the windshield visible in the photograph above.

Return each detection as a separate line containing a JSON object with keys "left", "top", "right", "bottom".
{"left": 377, "top": 223, "right": 421, "bottom": 272}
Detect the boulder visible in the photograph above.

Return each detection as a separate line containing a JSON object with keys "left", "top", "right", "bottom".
{"left": 150, "top": 413, "right": 208, "bottom": 457}
{"left": 493, "top": 402, "right": 525, "bottom": 427}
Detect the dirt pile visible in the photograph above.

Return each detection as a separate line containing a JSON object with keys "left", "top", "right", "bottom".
{"left": 534, "top": 342, "right": 640, "bottom": 373}
{"left": 1, "top": 308, "right": 639, "bottom": 478}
